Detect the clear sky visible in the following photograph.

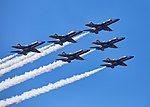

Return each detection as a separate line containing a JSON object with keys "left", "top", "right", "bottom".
{"left": 0, "top": 0, "right": 150, "bottom": 107}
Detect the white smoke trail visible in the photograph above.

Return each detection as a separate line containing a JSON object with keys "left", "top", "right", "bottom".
{"left": 0, "top": 32, "right": 89, "bottom": 76}
{"left": 0, "top": 54, "right": 17, "bottom": 64}
{"left": 0, "top": 49, "right": 94, "bottom": 92}
{"left": 0, "top": 44, "right": 52, "bottom": 70}
{"left": 0, "top": 67, "right": 105, "bottom": 107}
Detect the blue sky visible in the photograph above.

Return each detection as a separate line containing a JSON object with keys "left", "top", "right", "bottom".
{"left": 0, "top": 0, "right": 150, "bottom": 107}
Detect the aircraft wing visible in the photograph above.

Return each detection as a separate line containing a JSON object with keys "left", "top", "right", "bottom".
{"left": 75, "top": 56, "right": 84, "bottom": 60}
{"left": 109, "top": 44, "right": 118, "bottom": 48}
{"left": 120, "top": 62, "right": 127, "bottom": 66}
{"left": 31, "top": 49, "right": 41, "bottom": 53}
{"left": 67, "top": 38, "right": 77, "bottom": 43}
{"left": 103, "top": 26, "right": 113, "bottom": 31}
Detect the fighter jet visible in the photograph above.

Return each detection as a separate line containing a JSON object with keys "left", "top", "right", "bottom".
{"left": 56, "top": 49, "right": 90, "bottom": 63}
{"left": 90, "top": 37, "right": 125, "bottom": 51}
{"left": 84, "top": 19, "right": 120, "bottom": 34}
{"left": 48, "top": 31, "right": 83, "bottom": 46}
{"left": 11, "top": 41, "right": 45, "bottom": 55}
{"left": 100, "top": 56, "right": 134, "bottom": 68}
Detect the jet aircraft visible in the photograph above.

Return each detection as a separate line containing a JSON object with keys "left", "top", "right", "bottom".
{"left": 11, "top": 41, "right": 45, "bottom": 55}
{"left": 90, "top": 37, "right": 125, "bottom": 51}
{"left": 48, "top": 31, "right": 83, "bottom": 45}
{"left": 84, "top": 19, "right": 120, "bottom": 34}
{"left": 100, "top": 56, "right": 134, "bottom": 68}
{"left": 56, "top": 49, "right": 90, "bottom": 63}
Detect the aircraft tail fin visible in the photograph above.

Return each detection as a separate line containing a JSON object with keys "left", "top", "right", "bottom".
{"left": 16, "top": 43, "right": 21, "bottom": 46}
{"left": 49, "top": 33, "right": 58, "bottom": 38}
{"left": 106, "top": 57, "right": 110, "bottom": 61}
{"left": 102, "top": 57, "right": 110, "bottom": 62}
{"left": 58, "top": 51, "right": 67, "bottom": 57}
{"left": 61, "top": 51, "right": 66, "bottom": 55}
{"left": 85, "top": 22, "right": 94, "bottom": 27}
{"left": 54, "top": 33, "right": 58, "bottom": 36}
{"left": 94, "top": 39, "right": 105, "bottom": 45}
{"left": 95, "top": 39, "right": 101, "bottom": 44}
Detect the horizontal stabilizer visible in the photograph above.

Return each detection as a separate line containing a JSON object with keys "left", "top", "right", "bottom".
{"left": 11, "top": 50, "right": 21, "bottom": 53}
{"left": 11, "top": 50, "right": 27, "bottom": 55}
{"left": 56, "top": 58, "right": 71, "bottom": 63}
{"left": 90, "top": 46, "right": 103, "bottom": 50}
{"left": 11, "top": 45, "right": 23, "bottom": 49}
{"left": 47, "top": 41, "right": 63, "bottom": 46}
{"left": 100, "top": 64, "right": 114, "bottom": 68}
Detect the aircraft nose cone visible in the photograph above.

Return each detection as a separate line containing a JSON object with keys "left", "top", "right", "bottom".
{"left": 41, "top": 41, "right": 45, "bottom": 44}
{"left": 92, "top": 41, "right": 96, "bottom": 44}
{"left": 116, "top": 19, "right": 120, "bottom": 21}
{"left": 102, "top": 60, "right": 105, "bottom": 62}
{"left": 130, "top": 56, "right": 134, "bottom": 58}
{"left": 49, "top": 35, "right": 53, "bottom": 37}
{"left": 58, "top": 54, "right": 62, "bottom": 56}
{"left": 76, "top": 31, "right": 83, "bottom": 35}
{"left": 121, "top": 37, "right": 125, "bottom": 40}
{"left": 78, "top": 31, "right": 83, "bottom": 34}
{"left": 127, "top": 56, "right": 134, "bottom": 59}
{"left": 84, "top": 49, "right": 91, "bottom": 53}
